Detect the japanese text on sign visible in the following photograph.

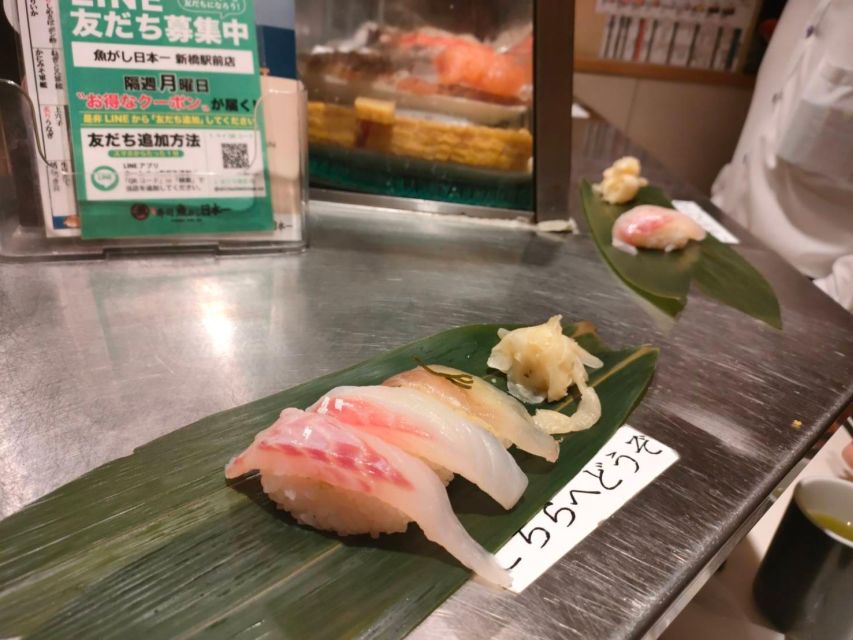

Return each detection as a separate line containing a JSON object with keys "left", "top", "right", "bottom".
{"left": 495, "top": 425, "right": 679, "bottom": 592}
{"left": 69, "top": 0, "right": 250, "bottom": 46}
{"left": 59, "top": 0, "right": 273, "bottom": 237}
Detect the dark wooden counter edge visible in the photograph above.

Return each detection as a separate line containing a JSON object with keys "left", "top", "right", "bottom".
{"left": 575, "top": 56, "right": 757, "bottom": 89}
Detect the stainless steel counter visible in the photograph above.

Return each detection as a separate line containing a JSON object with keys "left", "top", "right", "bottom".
{"left": 1, "top": 120, "right": 851, "bottom": 639}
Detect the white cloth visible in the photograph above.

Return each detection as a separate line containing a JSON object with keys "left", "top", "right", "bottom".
{"left": 815, "top": 255, "right": 853, "bottom": 310}
{"left": 712, "top": 0, "right": 853, "bottom": 311}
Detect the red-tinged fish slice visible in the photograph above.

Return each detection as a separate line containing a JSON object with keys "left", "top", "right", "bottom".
{"left": 479, "top": 55, "right": 528, "bottom": 98}
{"left": 318, "top": 394, "right": 433, "bottom": 440}
{"left": 434, "top": 42, "right": 528, "bottom": 99}
{"left": 225, "top": 408, "right": 510, "bottom": 588}
{"left": 228, "top": 410, "right": 414, "bottom": 492}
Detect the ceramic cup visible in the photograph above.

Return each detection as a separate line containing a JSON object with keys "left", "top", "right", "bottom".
{"left": 753, "top": 478, "right": 853, "bottom": 640}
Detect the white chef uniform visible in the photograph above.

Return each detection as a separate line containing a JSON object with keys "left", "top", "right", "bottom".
{"left": 712, "top": 0, "right": 853, "bottom": 311}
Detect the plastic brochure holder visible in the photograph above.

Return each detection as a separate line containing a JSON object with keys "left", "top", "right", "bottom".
{"left": 0, "top": 77, "right": 308, "bottom": 261}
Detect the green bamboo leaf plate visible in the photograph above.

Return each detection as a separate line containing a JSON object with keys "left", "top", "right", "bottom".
{"left": 580, "top": 180, "right": 782, "bottom": 329}
{"left": 0, "top": 322, "right": 658, "bottom": 640}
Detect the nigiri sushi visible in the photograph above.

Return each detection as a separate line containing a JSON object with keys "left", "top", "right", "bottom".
{"left": 611, "top": 205, "right": 707, "bottom": 255}
{"left": 225, "top": 408, "right": 510, "bottom": 587}
{"left": 384, "top": 365, "right": 560, "bottom": 462}
{"left": 309, "top": 386, "right": 528, "bottom": 509}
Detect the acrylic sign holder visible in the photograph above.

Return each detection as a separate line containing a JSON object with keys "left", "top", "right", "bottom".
{"left": 0, "top": 79, "right": 307, "bottom": 261}
{"left": 0, "top": 0, "right": 308, "bottom": 260}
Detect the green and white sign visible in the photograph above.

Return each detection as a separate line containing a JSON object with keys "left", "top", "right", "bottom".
{"left": 60, "top": 0, "right": 273, "bottom": 238}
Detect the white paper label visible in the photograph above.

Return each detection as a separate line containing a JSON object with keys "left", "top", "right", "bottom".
{"left": 79, "top": 128, "right": 266, "bottom": 201}
{"left": 496, "top": 425, "right": 678, "bottom": 593}
{"left": 70, "top": 41, "right": 256, "bottom": 75}
{"left": 17, "top": 0, "right": 81, "bottom": 236}
{"left": 672, "top": 200, "right": 740, "bottom": 244}
{"left": 571, "top": 103, "right": 590, "bottom": 119}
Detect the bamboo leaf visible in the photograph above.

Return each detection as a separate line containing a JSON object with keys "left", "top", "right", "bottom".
{"left": 695, "top": 236, "right": 783, "bottom": 329}
{"left": 580, "top": 180, "right": 781, "bottom": 328}
{"left": 580, "top": 180, "right": 698, "bottom": 315}
{"left": 0, "top": 323, "right": 657, "bottom": 640}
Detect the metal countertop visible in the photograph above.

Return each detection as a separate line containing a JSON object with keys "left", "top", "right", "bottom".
{"left": 1, "top": 120, "right": 851, "bottom": 639}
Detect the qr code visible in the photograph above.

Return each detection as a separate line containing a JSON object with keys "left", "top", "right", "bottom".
{"left": 221, "top": 143, "right": 250, "bottom": 169}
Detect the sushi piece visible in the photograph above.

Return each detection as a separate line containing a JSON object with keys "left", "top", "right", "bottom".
{"left": 309, "top": 386, "right": 528, "bottom": 509}
{"left": 225, "top": 408, "right": 510, "bottom": 588}
{"left": 487, "top": 316, "right": 603, "bottom": 434}
{"left": 611, "top": 205, "right": 707, "bottom": 255}
{"left": 384, "top": 365, "right": 559, "bottom": 462}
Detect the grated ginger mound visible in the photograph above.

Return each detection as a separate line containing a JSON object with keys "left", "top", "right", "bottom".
{"left": 487, "top": 315, "right": 604, "bottom": 434}
{"left": 594, "top": 155, "right": 649, "bottom": 204}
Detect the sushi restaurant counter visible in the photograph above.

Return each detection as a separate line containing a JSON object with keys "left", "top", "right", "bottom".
{"left": 0, "top": 119, "right": 852, "bottom": 639}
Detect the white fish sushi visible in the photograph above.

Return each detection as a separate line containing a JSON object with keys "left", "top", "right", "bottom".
{"left": 611, "top": 204, "right": 706, "bottom": 255}
{"left": 225, "top": 408, "right": 510, "bottom": 587}
{"left": 309, "top": 386, "right": 528, "bottom": 509}
{"left": 384, "top": 365, "right": 560, "bottom": 462}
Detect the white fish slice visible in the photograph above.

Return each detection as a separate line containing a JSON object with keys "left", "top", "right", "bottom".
{"left": 385, "top": 365, "right": 560, "bottom": 462}
{"left": 309, "top": 385, "right": 528, "bottom": 510}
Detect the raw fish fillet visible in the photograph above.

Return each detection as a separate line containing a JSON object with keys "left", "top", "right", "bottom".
{"left": 310, "top": 386, "right": 528, "bottom": 509}
{"left": 384, "top": 365, "right": 559, "bottom": 462}
{"left": 434, "top": 42, "right": 529, "bottom": 99}
{"left": 611, "top": 205, "right": 706, "bottom": 255}
{"left": 225, "top": 408, "right": 510, "bottom": 588}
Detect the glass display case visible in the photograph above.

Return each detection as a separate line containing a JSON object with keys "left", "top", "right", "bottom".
{"left": 0, "top": 0, "right": 574, "bottom": 260}
{"left": 295, "top": 0, "right": 536, "bottom": 212}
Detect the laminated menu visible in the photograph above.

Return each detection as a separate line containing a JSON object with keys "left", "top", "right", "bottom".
{"left": 58, "top": 0, "right": 273, "bottom": 238}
